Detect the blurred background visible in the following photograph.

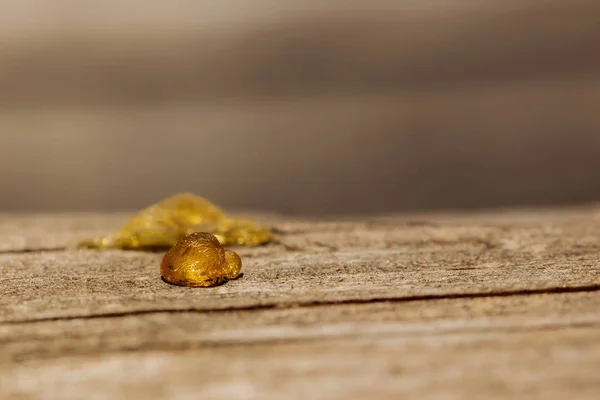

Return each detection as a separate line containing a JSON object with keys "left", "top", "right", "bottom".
{"left": 0, "top": 0, "right": 599, "bottom": 215}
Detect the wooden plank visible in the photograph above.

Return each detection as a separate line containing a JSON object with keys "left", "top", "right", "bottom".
{"left": 4, "top": 328, "right": 600, "bottom": 400}
{"left": 2, "top": 208, "right": 600, "bottom": 322}
{"left": 2, "top": 293, "right": 599, "bottom": 399}
{"left": 2, "top": 292, "right": 598, "bottom": 362}
{"left": 2, "top": 205, "right": 599, "bottom": 252}
{"left": 2, "top": 208, "right": 600, "bottom": 398}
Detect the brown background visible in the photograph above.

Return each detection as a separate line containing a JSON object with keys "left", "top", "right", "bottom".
{"left": 1, "top": 0, "right": 599, "bottom": 215}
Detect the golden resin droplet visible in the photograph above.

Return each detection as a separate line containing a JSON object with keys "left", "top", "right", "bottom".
{"left": 216, "top": 218, "right": 275, "bottom": 246}
{"left": 78, "top": 193, "right": 273, "bottom": 250}
{"left": 160, "top": 232, "right": 242, "bottom": 287}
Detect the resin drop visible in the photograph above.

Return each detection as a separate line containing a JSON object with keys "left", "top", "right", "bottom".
{"left": 78, "top": 193, "right": 273, "bottom": 250}
{"left": 160, "top": 232, "right": 243, "bottom": 287}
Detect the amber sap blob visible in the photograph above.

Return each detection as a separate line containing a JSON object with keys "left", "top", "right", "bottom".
{"left": 79, "top": 193, "right": 273, "bottom": 250}
{"left": 160, "top": 232, "right": 243, "bottom": 287}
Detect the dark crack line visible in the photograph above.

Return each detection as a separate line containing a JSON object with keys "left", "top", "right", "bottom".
{"left": 3, "top": 284, "right": 600, "bottom": 326}
{"left": 0, "top": 247, "right": 67, "bottom": 255}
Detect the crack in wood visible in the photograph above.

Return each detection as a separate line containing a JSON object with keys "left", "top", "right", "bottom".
{"left": 4, "top": 284, "right": 600, "bottom": 326}
{"left": 0, "top": 247, "right": 67, "bottom": 255}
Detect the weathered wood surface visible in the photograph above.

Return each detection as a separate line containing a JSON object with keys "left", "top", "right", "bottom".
{"left": 1, "top": 207, "right": 600, "bottom": 399}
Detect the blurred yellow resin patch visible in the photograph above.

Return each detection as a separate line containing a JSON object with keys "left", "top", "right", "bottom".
{"left": 160, "top": 232, "right": 242, "bottom": 287}
{"left": 79, "top": 193, "right": 273, "bottom": 250}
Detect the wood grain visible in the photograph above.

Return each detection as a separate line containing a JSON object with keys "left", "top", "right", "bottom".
{"left": 1, "top": 208, "right": 600, "bottom": 399}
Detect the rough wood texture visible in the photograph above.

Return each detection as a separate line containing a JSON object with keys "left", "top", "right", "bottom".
{"left": 1, "top": 207, "right": 600, "bottom": 399}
